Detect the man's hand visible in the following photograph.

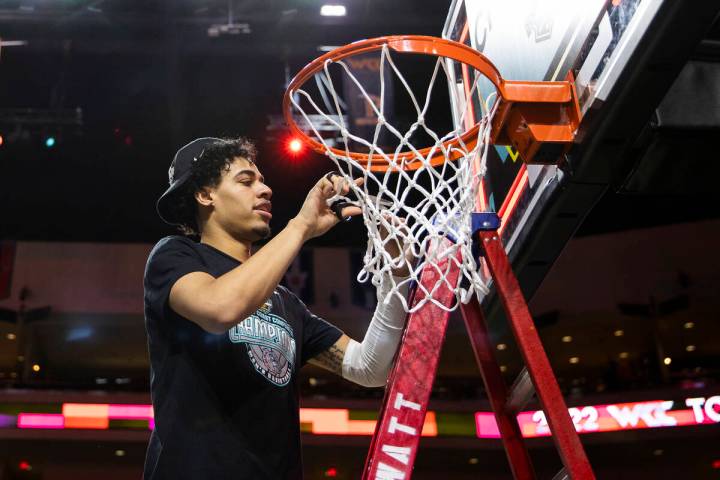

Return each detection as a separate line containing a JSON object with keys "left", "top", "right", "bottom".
{"left": 290, "top": 174, "right": 363, "bottom": 240}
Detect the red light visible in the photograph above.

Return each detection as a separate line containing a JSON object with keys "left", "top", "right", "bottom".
{"left": 18, "top": 460, "right": 32, "bottom": 471}
{"left": 288, "top": 138, "right": 304, "bottom": 154}
{"left": 324, "top": 467, "right": 338, "bottom": 477}
{"left": 712, "top": 459, "right": 720, "bottom": 469}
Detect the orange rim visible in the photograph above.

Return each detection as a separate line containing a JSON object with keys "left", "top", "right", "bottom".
{"left": 283, "top": 35, "right": 574, "bottom": 172}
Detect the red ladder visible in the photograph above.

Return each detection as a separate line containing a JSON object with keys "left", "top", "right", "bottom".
{"left": 362, "top": 230, "right": 595, "bottom": 480}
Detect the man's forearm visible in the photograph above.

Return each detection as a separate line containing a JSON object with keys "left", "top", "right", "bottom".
{"left": 210, "top": 219, "right": 309, "bottom": 326}
{"left": 341, "top": 277, "right": 410, "bottom": 387}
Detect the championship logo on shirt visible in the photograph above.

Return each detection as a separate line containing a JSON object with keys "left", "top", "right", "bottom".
{"left": 228, "top": 295, "right": 296, "bottom": 386}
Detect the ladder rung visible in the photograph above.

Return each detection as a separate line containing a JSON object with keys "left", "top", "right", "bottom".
{"left": 552, "top": 467, "right": 569, "bottom": 480}
{"left": 506, "top": 367, "right": 535, "bottom": 413}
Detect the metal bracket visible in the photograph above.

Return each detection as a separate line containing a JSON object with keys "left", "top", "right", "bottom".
{"left": 471, "top": 213, "right": 501, "bottom": 260}
{"left": 471, "top": 212, "right": 501, "bottom": 233}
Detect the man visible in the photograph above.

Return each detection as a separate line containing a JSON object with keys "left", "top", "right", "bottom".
{"left": 143, "top": 137, "right": 409, "bottom": 479}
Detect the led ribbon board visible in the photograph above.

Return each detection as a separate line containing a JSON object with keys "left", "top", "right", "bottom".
{"left": 6, "top": 397, "right": 719, "bottom": 437}
{"left": 475, "top": 396, "right": 720, "bottom": 438}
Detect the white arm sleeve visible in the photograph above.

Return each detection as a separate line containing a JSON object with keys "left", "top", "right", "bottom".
{"left": 341, "top": 276, "right": 409, "bottom": 387}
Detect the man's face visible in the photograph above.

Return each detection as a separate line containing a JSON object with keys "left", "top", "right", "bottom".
{"left": 207, "top": 157, "right": 273, "bottom": 242}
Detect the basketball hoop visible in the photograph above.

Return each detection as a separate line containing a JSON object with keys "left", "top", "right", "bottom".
{"left": 283, "top": 35, "right": 580, "bottom": 312}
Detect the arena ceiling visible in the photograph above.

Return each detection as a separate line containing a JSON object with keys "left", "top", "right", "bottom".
{"left": 0, "top": 0, "right": 718, "bottom": 246}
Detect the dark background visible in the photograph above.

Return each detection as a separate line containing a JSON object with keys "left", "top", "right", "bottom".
{"left": 0, "top": 0, "right": 717, "bottom": 245}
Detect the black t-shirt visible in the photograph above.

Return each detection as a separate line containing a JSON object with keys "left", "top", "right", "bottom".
{"left": 142, "top": 236, "right": 343, "bottom": 480}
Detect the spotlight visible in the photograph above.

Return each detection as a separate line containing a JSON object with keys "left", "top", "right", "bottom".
{"left": 287, "top": 137, "right": 304, "bottom": 154}
{"left": 320, "top": 5, "right": 346, "bottom": 16}
{"left": 45, "top": 136, "right": 56, "bottom": 148}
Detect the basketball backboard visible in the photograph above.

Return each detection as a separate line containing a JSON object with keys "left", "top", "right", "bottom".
{"left": 443, "top": 0, "right": 662, "bottom": 296}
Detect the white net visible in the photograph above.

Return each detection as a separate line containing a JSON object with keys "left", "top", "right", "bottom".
{"left": 289, "top": 44, "right": 497, "bottom": 313}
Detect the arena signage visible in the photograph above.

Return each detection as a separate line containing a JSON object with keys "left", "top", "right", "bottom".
{"left": 475, "top": 396, "right": 720, "bottom": 438}
{"left": 9, "top": 396, "right": 718, "bottom": 439}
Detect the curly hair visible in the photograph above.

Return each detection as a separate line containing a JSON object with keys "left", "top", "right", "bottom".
{"left": 164, "top": 137, "right": 257, "bottom": 236}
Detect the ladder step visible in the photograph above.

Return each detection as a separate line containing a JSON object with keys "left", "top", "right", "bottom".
{"left": 552, "top": 467, "right": 569, "bottom": 480}
{"left": 506, "top": 367, "right": 535, "bottom": 413}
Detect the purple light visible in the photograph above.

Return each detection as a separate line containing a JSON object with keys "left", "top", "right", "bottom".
{"left": 0, "top": 414, "right": 16, "bottom": 428}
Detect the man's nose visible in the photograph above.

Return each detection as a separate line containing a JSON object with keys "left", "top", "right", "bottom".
{"left": 259, "top": 183, "right": 272, "bottom": 200}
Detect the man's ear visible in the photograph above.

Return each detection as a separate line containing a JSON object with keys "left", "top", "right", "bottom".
{"left": 195, "top": 188, "right": 214, "bottom": 207}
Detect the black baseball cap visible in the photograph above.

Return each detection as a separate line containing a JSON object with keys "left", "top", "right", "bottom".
{"left": 156, "top": 137, "right": 224, "bottom": 225}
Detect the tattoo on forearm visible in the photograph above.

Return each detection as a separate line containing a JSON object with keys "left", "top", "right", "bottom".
{"left": 314, "top": 344, "right": 344, "bottom": 375}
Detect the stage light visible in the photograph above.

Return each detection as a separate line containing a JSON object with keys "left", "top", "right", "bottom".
{"left": 320, "top": 5, "right": 346, "bottom": 16}
{"left": 561, "top": 335, "right": 572, "bottom": 343}
{"left": 496, "top": 343, "right": 507, "bottom": 351}
{"left": 0, "top": 135, "right": 4, "bottom": 146}
{"left": 569, "top": 356, "right": 580, "bottom": 364}
{"left": 287, "top": 137, "right": 304, "bottom": 154}
{"left": 18, "top": 460, "right": 32, "bottom": 471}
{"left": 663, "top": 357, "right": 672, "bottom": 365}
{"left": 45, "top": 136, "right": 56, "bottom": 148}
{"left": 32, "top": 364, "right": 40, "bottom": 372}
{"left": 289, "top": 138, "right": 302, "bottom": 152}
{"left": 323, "top": 467, "right": 338, "bottom": 477}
